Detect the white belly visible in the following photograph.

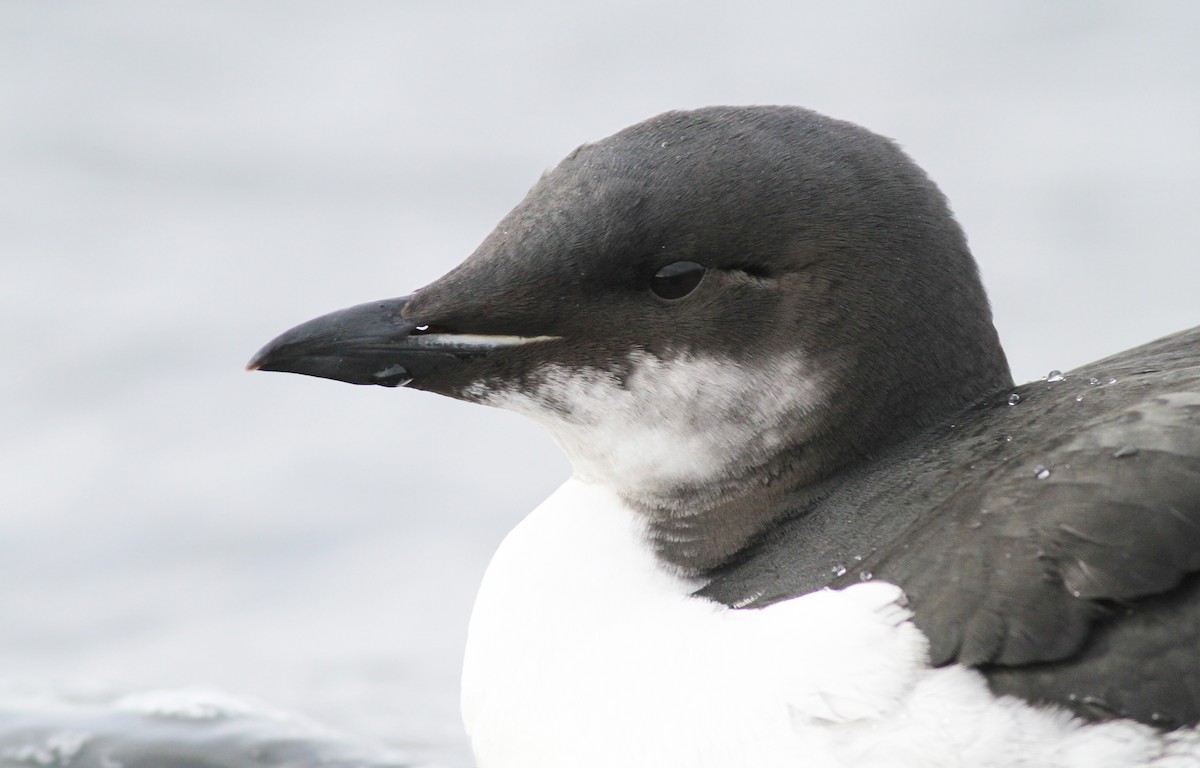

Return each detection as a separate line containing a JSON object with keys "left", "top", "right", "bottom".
{"left": 460, "top": 479, "right": 1199, "bottom": 768}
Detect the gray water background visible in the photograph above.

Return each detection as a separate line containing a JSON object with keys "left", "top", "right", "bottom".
{"left": 2, "top": 2, "right": 1198, "bottom": 765}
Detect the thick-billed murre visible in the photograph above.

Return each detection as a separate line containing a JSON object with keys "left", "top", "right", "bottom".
{"left": 249, "top": 106, "right": 1200, "bottom": 767}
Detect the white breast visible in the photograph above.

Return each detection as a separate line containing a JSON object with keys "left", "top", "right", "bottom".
{"left": 460, "top": 479, "right": 1200, "bottom": 768}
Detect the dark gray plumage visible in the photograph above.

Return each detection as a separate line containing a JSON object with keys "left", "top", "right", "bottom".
{"left": 700, "top": 325, "right": 1200, "bottom": 727}
{"left": 251, "top": 106, "right": 1200, "bottom": 733}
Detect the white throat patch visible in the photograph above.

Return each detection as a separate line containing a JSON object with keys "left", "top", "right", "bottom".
{"left": 466, "top": 350, "right": 826, "bottom": 501}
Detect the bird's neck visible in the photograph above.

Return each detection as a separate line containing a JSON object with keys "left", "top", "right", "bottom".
{"left": 480, "top": 346, "right": 1011, "bottom": 575}
{"left": 628, "top": 372, "right": 1015, "bottom": 577}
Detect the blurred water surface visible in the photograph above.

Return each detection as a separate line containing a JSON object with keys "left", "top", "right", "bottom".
{"left": 1, "top": 2, "right": 1198, "bottom": 765}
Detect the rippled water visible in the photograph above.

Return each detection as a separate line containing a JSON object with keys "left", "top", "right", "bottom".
{"left": 2, "top": 2, "right": 1197, "bottom": 765}
{"left": 0, "top": 687, "right": 411, "bottom": 767}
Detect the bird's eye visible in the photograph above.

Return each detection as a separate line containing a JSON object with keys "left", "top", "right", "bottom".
{"left": 651, "top": 261, "right": 707, "bottom": 300}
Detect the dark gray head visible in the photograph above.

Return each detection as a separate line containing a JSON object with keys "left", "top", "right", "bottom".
{"left": 250, "top": 106, "right": 1012, "bottom": 572}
